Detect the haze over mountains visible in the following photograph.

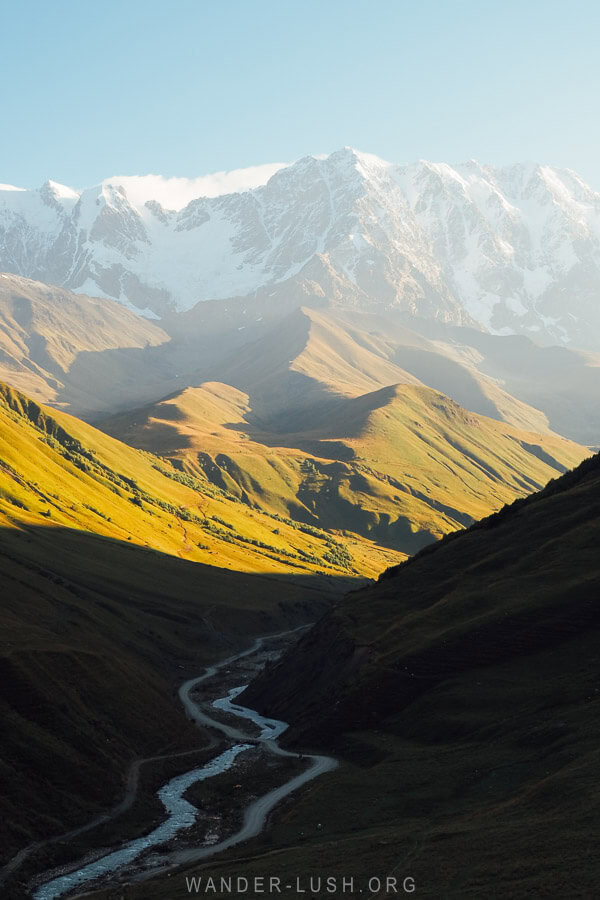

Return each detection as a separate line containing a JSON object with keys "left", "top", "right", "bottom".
{"left": 3, "top": 149, "right": 600, "bottom": 350}
{"left": 1, "top": 273, "right": 599, "bottom": 447}
{"left": 1, "top": 145, "right": 599, "bottom": 899}
{"left": 0, "top": 274, "right": 591, "bottom": 563}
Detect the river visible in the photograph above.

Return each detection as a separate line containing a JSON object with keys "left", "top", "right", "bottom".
{"left": 31, "top": 629, "right": 336, "bottom": 899}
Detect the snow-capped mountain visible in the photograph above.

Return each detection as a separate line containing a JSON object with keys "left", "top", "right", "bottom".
{"left": 2, "top": 148, "right": 600, "bottom": 348}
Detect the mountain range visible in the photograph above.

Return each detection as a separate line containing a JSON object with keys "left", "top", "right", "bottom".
{"left": 0, "top": 275, "right": 591, "bottom": 564}
{"left": 2, "top": 149, "right": 600, "bottom": 350}
{"left": 2, "top": 148, "right": 600, "bottom": 898}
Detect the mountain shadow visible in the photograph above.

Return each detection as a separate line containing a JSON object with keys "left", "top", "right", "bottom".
{"left": 235, "top": 453, "right": 600, "bottom": 898}
{"left": 0, "top": 522, "right": 345, "bottom": 883}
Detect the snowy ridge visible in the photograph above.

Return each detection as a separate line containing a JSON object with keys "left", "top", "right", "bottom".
{"left": 103, "top": 163, "right": 288, "bottom": 210}
{"left": 1, "top": 148, "right": 600, "bottom": 348}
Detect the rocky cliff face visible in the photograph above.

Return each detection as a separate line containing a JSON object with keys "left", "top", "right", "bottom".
{"left": 3, "top": 149, "right": 600, "bottom": 348}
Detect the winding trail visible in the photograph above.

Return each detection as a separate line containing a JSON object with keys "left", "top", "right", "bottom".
{"left": 0, "top": 742, "right": 217, "bottom": 888}
{"left": 30, "top": 626, "right": 337, "bottom": 899}
{"left": 169, "top": 684, "right": 336, "bottom": 869}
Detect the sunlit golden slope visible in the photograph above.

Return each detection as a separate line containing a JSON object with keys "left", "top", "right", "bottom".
{"left": 223, "top": 306, "right": 422, "bottom": 398}
{"left": 0, "top": 381, "right": 392, "bottom": 578}
{"left": 101, "top": 378, "right": 589, "bottom": 555}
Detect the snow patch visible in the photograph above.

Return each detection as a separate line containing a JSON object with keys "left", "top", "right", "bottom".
{"left": 46, "top": 180, "right": 81, "bottom": 201}
{"left": 2, "top": 148, "right": 600, "bottom": 347}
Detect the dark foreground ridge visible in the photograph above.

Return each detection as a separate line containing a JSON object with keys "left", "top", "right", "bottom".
{"left": 246, "top": 450, "right": 600, "bottom": 741}
{"left": 73, "top": 452, "right": 600, "bottom": 899}
{"left": 231, "top": 451, "right": 600, "bottom": 897}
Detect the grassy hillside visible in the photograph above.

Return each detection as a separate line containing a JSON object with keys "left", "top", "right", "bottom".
{"left": 0, "top": 273, "right": 171, "bottom": 416}
{"left": 0, "top": 524, "right": 333, "bottom": 871}
{"left": 247, "top": 450, "right": 600, "bottom": 737}
{"left": 201, "top": 305, "right": 424, "bottom": 423}
{"left": 408, "top": 315, "right": 600, "bottom": 446}
{"left": 216, "top": 451, "right": 600, "bottom": 899}
{"left": 0, "top": 380, "right": 359, "bottom": 877}
{"left": 3, "top": 276, "right": 599, "bottom": 447}
{"left": 101, "top": 376, "right": 589, "bottom": 555}
{"left": 0, "top": 381, "right": 387, "bottom": 577}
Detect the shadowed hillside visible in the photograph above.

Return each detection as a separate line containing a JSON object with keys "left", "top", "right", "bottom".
{"left": 86, "top": 453, "right": 600, "bottom": 900}
{"left": 0, "top": 523, "right": 336, "bottom": 876}
{"left": 247, "top": 451, "right": 600, "bottom": 741}
{"left": 228, "top": 452, "right": 600, "bottom": 898}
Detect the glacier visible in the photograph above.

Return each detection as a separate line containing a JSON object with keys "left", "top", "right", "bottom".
{"left": 1, "top": 148, "right": 600, "bottom": 349}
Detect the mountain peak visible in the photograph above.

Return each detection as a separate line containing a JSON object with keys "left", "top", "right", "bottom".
{"left": 324, "top": 146, "right": 390, "bottom": 173}
{"left": 41, "top": 179, "right": 80, "bottom": 201}
{"left": 2, "top": 152, "right": 600, "bottom": 349}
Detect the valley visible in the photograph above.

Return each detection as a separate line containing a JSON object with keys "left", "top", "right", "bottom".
{"left": 0, "top": 276, "right": 592, "bottom": 560}
{"left": 99, "top": 451, "right": 600, "bottom": 899}
{"left": 27, "top": 628, "right": 333, "bottom": 900}
{"left": 4, "top": 0, "right": 600, "bottom": 891}
{"left": 0, "top": 151, "right": 599, "bottom": 900}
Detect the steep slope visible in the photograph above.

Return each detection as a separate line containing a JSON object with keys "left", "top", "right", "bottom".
{"left": 0, "top": 379, "right": 358, "bottom": 874}
{"left": 232, "top": 453, "right": 600, "bottom": 898}
{"left": 179, "top": 303, "right": 600, "bottom": 444}
{"left": 97, "top": 452, "right": 600, "bottom": 900}
{"left": 101, "top": 370, "right": 589, "bottom": 556}
{"left": 202, "top": 305, "right": 424, "bottom": 425}
{"left": 328, "top": 309, "right": 600, "bottom": 446}
{"left": 1, "top": 277, "right": 598, "bottom": 445}
{"left": 420, "top": 321, "right": 600, "bottom": 447}
{"left": 3, "top": 150, "right": 600, "bottom": 349}
{"left": 0, "top": 380, "right": 376, "bottom": 578}
{"left": 247, "top": 450, "right": 600, "bottom": 739}
{"left": 0, "top": 273, "right": 174, "bottom": 417}
{"left": 325, "top": 308, "right": 556, "bottom": 434}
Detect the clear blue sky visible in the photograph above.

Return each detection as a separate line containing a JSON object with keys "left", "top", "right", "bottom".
{"left": 2, "top": 0, "right": 599, "bottom": 188}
